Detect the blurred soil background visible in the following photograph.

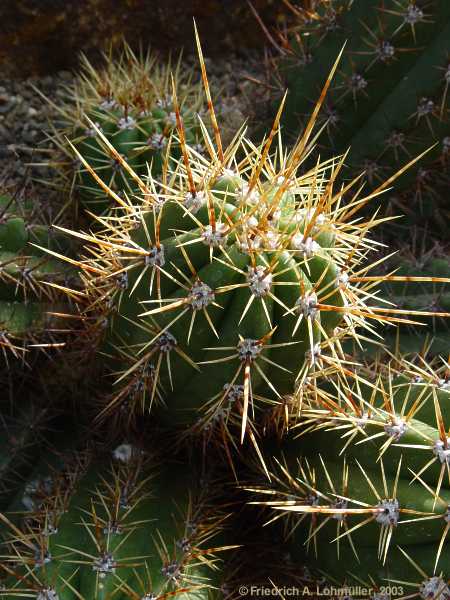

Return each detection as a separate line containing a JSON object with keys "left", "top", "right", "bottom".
{"left": 0, "top": 0, "right": 291, "bottom": 190}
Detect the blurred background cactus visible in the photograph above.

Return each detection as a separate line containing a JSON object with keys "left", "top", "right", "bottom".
{"left": 264, "top": 0, "right": 450, "bottom": 240}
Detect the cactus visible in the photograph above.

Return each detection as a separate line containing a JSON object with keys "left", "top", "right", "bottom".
{"left": 245, "top": 346, "right": 450, "bottom": 586}
{"left": 11, "top": 31, "right": 450, "bottom": 594}
{"left": 274, "top": 0, "right": 450, "bottom": 238}
{"left": 0, "top": 191, "right": 77, "bottom": 360}
{"left": 0, "top": 439, "right": 234, "bottom": 599}
{"left": 40, "top": 35, "right": 450, "bottom": 444}
{"left": 44, "top": 43, "right": 204, "bottom": 216}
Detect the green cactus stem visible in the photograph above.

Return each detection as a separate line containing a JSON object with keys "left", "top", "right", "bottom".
{"left": 0, "top": 192, "right": 76, "bottom": 359}
{"left": 275, "top": 0, "right": 450, "bottom": 237}
{"left": 0, "top": 441, "right": 232, "bottom": 600}
{"left": 44, "top": 38, "right": 450, "bottom": 444}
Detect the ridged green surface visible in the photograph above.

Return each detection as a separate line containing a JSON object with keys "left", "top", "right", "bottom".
{"left": 0, "top": 193, "right": 75, "bottom": 356}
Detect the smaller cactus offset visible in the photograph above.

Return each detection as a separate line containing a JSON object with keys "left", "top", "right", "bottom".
{"left": 44, "top": 43, "right": 205, "bottom": 215}
{"left": 0, "top": 440, "right": 234, "bottom": 600}
{"left": 273, "top": 0, "right": 450, "bottom": 238}
{"left": 0, "top": 191, "right": 76, "bottom": 361}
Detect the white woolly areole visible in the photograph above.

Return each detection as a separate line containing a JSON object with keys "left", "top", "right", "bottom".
{"left": 117, "top": 116, "right": 136, "bottom": 130}
{"left": 222, "top": 168, "right": 237, "bottom": 177}
{"left": 445, "top": 505, "right": 450, "bottom": 524}
{"left": 295, "top": 292, "right": 319, "bottom": 320}
{"left": 332, "top": 497, "right": 348, "bottom": 522}
{"left": 305, "top": 343, "right": 322, "bottom": 365}
{"left": 384, "top": 418, "right": 408, "bottom": 441}
{"left": 84, "top": 122, "right": 102, "bottom": 137}
{"left": 145, "top": 244, "right": 165, "bottom": 267}
{"left": 247, "top": 265, "right": 272, "bottom": 297}
{"left": 35, "top": 549, "right": 52, "bottom": 566}
{"left": 184, "top": 190, "right": 206, "bottom": 214}
{"left": 354, "top": 411, "right": 369, "bottom": 429}
{"left": 113, "top": 444, "right": 134, "bottom": 463}
{"left": 291, "top": 233, "right": 319, "bottom": 257}
{"left": 238, "top": 234, "right": 262, "bottom": 254}
{"left": 176, "top": 537, "right": 191, "bottom": 552}
{"left": 276, "top": 176, "right": 291, "bottom": 186}
{"left": 147, "top": 133, "right": 167, "bottom": 150}
{"left": 307, "top": 492, "right": 320, "bottom": 507}
{"left": 433, "top": 438, "right": 450, "bottom": 464}
{"left": 405, "top": 4, "right": 424, "bottom": 23}
{"left": 161, "top": 561, "right": 181, "bottom": 580}
{"left": 100, "top": 98, "right": 117, "bottom": 110}
{"left": 93, "top": 553, "right": 116, "bottom": 577}
{"left": 438, "top": 378, "right": 450, "bottom": 390}
{"left": 103, "top": 521, "right": 123, "bottom": 535}
{"left": 165, "top": 111, "right": 177, "bottom": 126}
{"left": 237, "top": 338, "right": 262, "bottom": 362}
{"left": 238, "top": 182, "right": 260, "bottom": 205}
{"left": 201, "top": 222, "right": 228, "bottom": 247}
{"left": 337, "top": 269, "right": 350, "bottom": 288}
{"left": 149, "top": 195, "right": 166, "bottom": 214}
{"left": 419, "top": 577, "right": 450, "bottom": 600}
{"left": 141, "top": 594, "right": 157, "bottom": 600}
{"left": 36, "top": 590, "right": 59, "bottom": 600}
{"left": 155, "top": 331, "right": 177, "bottom": 353}
{"left": 223, "top": 383, "right": 245, "bottom": 402}
{"left": 22, "top": 477, "right": 53, "bottom": 511}
{"left": 377, "top": 40, "right": 395, "bottom": 61}
{"left": 296, "top": 209, "right": 328, "bottom": 227}
{"left": 115, "top": 271, "right": 129, "bottom": 290}
{"left": 156, "top": 95, "right": 172, "bottom": 109}
{"left": 375, "top": 498, "right": 400, "bottom": 526}
{"left": 265, "top": 230, "right": 281, "bottom": 249}
{"left": 188, "top": 281, "right": 215, "bottom": 310}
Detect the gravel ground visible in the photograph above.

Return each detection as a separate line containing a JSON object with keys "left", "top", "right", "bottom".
{"left": 0, "top": 51, "right": 274, "bottom": 204}
{"left": 0, "top": 72, "right": 72, "bottom": 183}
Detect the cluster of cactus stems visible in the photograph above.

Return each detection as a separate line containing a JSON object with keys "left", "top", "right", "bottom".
{"left": 41, "top": 38, "right": 449, "bottom": 443}
{"left": 38, "top": 44, "right": 205, "bottom": 218}
{"left": 271, "top": 0, "right": 450, "bottom": 237}
{"left": 2, "top": 26, "right": 450, "bottom": 597}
